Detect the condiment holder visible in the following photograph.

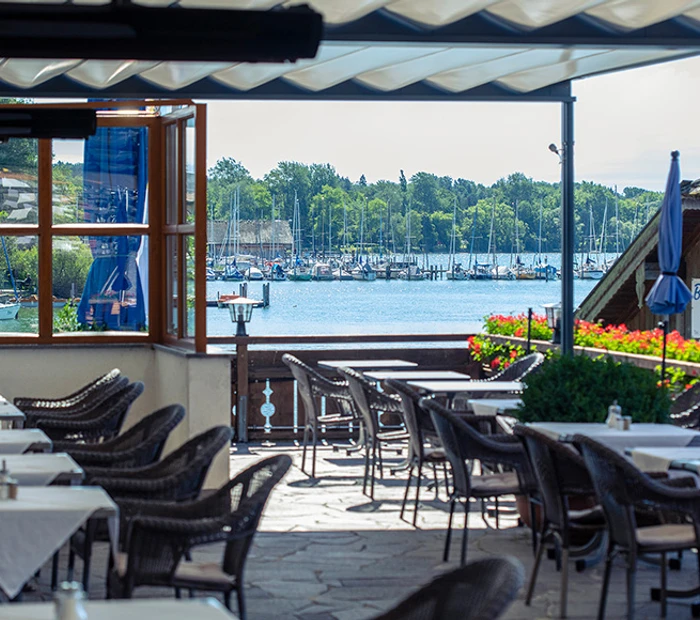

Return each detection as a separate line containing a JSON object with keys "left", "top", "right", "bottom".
{"left": 0, "top": 459, "right": 18, "bottom": 500}
{"left": 54, "top": 581, "right": 88, "bottom": 620}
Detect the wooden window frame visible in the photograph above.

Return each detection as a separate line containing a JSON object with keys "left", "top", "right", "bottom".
{"left": 0, "top": 102, "right": 207, "bottom": 352}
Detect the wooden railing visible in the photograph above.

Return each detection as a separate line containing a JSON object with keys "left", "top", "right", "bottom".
{"left": 207, "top": 333, "right": 480, "bottom": 441}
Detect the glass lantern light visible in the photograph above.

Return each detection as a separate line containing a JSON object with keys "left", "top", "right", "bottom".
{"left": 226, "top": 297, "right": 257, "bottom": 337}
{"left": 542, "top": 302, "right": 562, "bottom": 345}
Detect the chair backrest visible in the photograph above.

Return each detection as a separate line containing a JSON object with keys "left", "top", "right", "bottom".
{"left": 371, "top": 557, "right": 524, "bottom": 620}
{"left": 670, "top": 383, "right": 700, "bottom": 428}
{"left": 147, "top": 425, "right": 233, "bottom": 501}
{"left": 421, "top": 398, "right": 532, "bottom": 494}
{"left": 337, "top": 367, "right": 402, "bottom": 438}
{"left": 282, "top": 353, "right": 355, "bottom": 424}
{"left": 485, "top": 352, "right": 544, "bottom": 383}
{"left": 385, "top": 378, "right": 436, "bottom": 460}
{"left": 513, "top": 424, "right": 592, "bottom": 533}
{"left": 102, "top": 404, "right": 186, "bottom": 467}
{"left": 89, "top": 380, "right": 145, "bottom": 440}
{"left": 15, "top": 368, "right": 123, "bottom": 411}
{"left": 573, "top": 434, "right": 642, "bottom": 550}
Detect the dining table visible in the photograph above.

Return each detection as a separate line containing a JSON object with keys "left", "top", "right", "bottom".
{"left": 0, "top": 429, "right": 52, "bottom": 454}
{"left": 0, "top": 486, "right": 118, "bottom": 599}
{"left": 628, "top": 446, "right": 700, "bottom": 474}
{"left": 318, "top": 359, "right": 418, "bottom": 370}
{"left": 0, "top": 598, "right": 237, "bottom": 620}
{"left": 363, "top": 370, "right": 470, "bottom": 381}
{"left": 528, "top": 422, "right": 700, "bottom": 452}
{"left": 0, "top": 397, "right": 26, "bottom": 429}
{"left": 407, "top": 380, "right": 523, "bottom": 397}
{"left": 467, "top": 398, "right": 523, "bottom": 417}
{"left": 0, "top": 453, "right": 84, "bottom": 486}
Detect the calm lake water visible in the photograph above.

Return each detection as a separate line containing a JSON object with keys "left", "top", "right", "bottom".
{"left": 2, "top": 252, "right": 604, "bottom": 338}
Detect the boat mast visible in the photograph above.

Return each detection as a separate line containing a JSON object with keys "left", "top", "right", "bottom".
{"left": 615, "top": 186, "right": 620, "bottom": 256}
{"left": 233, "top": 186, "right": 240, "bottom": 259}
{"left": 537, "top": 200, "right": 543, "bottom": 264}
{"left": 342, "top": 199, "right": 347, "bottom": 254}
{"left": 487, "top": 199, "right": 496, "bottom": 275}
{"left": 271, "top": 195, "right": 276, "bottom": 259}
{"left": 359, "top": 198, "right": 365, "bottom": 258}
{"left": 404, "top": 200, "right": 411, "bottom": 262}
{"left": 328, "top": 199, "right": 332, "bottom": 259}
{"left": 449, "top": 197, "right": 457, "bottom": 271}
{"left": 599, "top": 197, "right": 608, "bottom": 261}
{"left": 468, "top": 204, "right": 477, "bottom": 270}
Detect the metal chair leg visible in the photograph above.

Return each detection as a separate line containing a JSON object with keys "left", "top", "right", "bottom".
{"left": 460, "top": 500, "right": 470, "bottom": 566}
{"left": 660, "top": 552, "right": 667, "bottom": 618}
{"left": 444, "top": 498, "right": 456, "bottom": 562}
{"left": 560, "top": 546, "right": 569, "bottom": 618}
{"left": 301, "top": 425, "right": 310, "bottom": 475}
{"left": 311, "top": 425, "right": 318, "bottom": 478}
{"left": 399, "top": 465, "right": 414, "bottom": 522}
{"left": 597, "top": 548, "right": 614, "bottom": 620}
{"left": 526, "top": 528, "right": 547, "bottom": 606}
{"left": 626, "top": 559, "right": 637, "bottom": 620}
{"left": 412, "top": 461, "right": 423, "bottom": 527}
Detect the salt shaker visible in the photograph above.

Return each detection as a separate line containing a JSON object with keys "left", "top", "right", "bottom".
{"left": 54, "top": 581, "right": 88, "bottom": 620}
{"left": 606, "top": 400, "right": 622, "bottom": 428}
{"left": 0, "top": 460, "right": 10, "bottom": 500}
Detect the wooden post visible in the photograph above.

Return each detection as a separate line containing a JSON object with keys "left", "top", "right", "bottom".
{"left": 236, "top": 338, "right": 249, "bottom": 442}
{"left": 262, "top": 282, "right": 270, "bottom": 307}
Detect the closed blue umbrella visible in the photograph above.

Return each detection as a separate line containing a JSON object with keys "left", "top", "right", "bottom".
{"left": 645, "top": 150, "right": 691, "bottom": 381}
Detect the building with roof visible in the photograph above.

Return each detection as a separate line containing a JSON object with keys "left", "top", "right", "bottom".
{"left": 207, "top": 219, "right": 293, "bottom": 259}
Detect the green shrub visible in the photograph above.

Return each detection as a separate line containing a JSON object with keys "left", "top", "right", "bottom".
{"left": 517, "top": 354, "right": 670, "bottom": 424}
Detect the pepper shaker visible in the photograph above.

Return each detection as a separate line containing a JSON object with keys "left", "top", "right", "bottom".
{"left": 54, "top": 581, "right": 88, "bottom": 620}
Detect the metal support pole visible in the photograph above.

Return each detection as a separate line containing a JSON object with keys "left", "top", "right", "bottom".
{"left": 561, "top": 99, "right": 576, "bottom": 356}
{"left": 236, "top": 338, "right": 249, "bottom": 443}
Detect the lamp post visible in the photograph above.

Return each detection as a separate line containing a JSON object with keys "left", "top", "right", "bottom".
{"left": 542, "top": 302, "right": 562, "bottom": 345}
{"left": 227, "top": 297, "right": 257, "bottom": 442}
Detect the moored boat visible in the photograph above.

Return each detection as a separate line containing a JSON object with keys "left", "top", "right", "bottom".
{"left": 352, "top": 263, "right": 377, "bottom": 282}
{"left": 311, "top": 263, "right": 334, "bottom": 281}
{"left": 245, "top": 266, "right": 265, "bottom": 281}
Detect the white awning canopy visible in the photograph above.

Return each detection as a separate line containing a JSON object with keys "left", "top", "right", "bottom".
{"left": 1, "top": 0, "right": 700, "bottom": 99}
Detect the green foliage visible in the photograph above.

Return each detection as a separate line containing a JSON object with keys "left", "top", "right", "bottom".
{"left": 52, "top": 242, "right": 93, "bottom": 299}
{"left": 517, "top": 354, "right": 670, "bottom": 424}
{"left": 207, "top": 157, "right": 663, "bottom": 256}
{"left": 53, "top": 303, "right": 82, "bottom": 333}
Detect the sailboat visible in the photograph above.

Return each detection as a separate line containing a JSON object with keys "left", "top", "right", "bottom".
{"left": 510, "top": 200, "right": 535, "bottom": 280}
{"left": 287, "top": 191, "right": 312, "bottom": 281}
{"left": 446, "top": 198, "right": 468, "bottom": 281}
{"left": 0, "top": 238, "right": 20, "bottom": 320}
{"left": 578, "top": 208, "right": 605, "bottom": 280}
{"left": 533, "top": 201, "right": 556, "bottom": 280}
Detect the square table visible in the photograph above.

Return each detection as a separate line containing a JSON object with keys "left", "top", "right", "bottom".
{"left": 0, "top": 486, "right": 118, "bottom": 599}
{"left": 529, "top": 422, "right": 700, "bottom": 453}
{"left": 318, "top": 359, "right": 418, "bottom": 370}
{"left": 467, "top": 398, "right": 523, "bottom": 417}
{"left": 0, "top": 598, "right": 237, "bottom": 620}
{"left": 0, "top": 429, "right": 52, "bottom": 454}
{"left": 0, "top": 397, "right": 25, "bottom": 429}
{"left": 629, "top": 447, "right": 700, "bottom": 474}
{"left": 407, "top": 380, "right": 523, "bottom": 397}
{"left": 364, "top": 370, "right": 470, "bottom": 381}
{"left": 0, "top": 453, "right": 84, "bottom": 486}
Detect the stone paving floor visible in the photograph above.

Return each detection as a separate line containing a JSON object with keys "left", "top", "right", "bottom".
{"left": 18, "top": 442, "right": 700, "bottom": 619}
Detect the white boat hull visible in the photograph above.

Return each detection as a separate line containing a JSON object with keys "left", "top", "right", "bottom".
{"left": 0, "top": 302, "right": 20, "bottom": 320}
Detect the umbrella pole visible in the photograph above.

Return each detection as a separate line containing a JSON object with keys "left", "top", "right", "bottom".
{"left": 659, "top": 319, "right": 669, "bottom": 387}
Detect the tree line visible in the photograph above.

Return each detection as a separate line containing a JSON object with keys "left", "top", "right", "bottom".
{"left": 207, "top": 158, "right": 663, "bottom": 256}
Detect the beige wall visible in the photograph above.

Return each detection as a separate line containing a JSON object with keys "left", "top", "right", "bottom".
{"left": 0, "top": 344, "right": 232, "bottom": 488}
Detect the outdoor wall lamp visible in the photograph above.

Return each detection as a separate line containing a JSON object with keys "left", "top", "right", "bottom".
{"left": 227, "top": 297, "right": 256, "bottom": 337}
{"left": 543, "top": 302, "right": 562, "bottom": 345}
{"left": 548, "top": 143, "right": 562, "bottom": 163}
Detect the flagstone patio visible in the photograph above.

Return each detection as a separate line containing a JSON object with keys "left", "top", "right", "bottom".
{"left": 20, "top": 442, "right": 700, "bottom": 619}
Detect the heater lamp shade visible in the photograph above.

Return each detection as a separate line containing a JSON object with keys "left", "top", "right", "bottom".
{"left": 0, "top": 108, "right": 97, "bottom": 140}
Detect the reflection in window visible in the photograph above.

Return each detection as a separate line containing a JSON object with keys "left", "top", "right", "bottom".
{"left": 0, "top": 138, "right": 38, "bottom": 225}
{"left": 0, "top": 236, "right": 38, "bottom": 334}
{"left": 54, "top": 235, "right": 148, "bottom": 333}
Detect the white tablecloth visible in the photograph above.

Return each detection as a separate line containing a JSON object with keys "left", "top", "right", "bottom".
{"left": 630, "top": 447, "right": 700, "bottom": 473}
{"left": 529, "top": 423, "right": 700, "bottom": 452}
{"left": 0, "top": 399, "right": 25, "bottom": 428}
{"left": 0, "top": 454, "right": 83, "bottom": 486}
{"left": 0, "top": 486, "right": 118, "bottom": 598}
{"left": 0, "top": 598, "right": 236, "bottom": 619}
{"left": 468, "top": 398, "right": 523, "bottom": 416}
{"left": 0, "top": 430, "right": 51, "bottom": 455}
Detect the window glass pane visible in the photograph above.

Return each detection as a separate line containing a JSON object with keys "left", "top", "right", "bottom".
{"left": 0, "top": 235, "right": 38, "bottom": 334}
{"left": 184, "top": 117, "right": 195, "bottom": 224}
{"left": 0, "top": 139, "right": 38, "bottom": 224}
{"left": 52, "top": 127, "right": 149, "bottom": 225}
{"left": 166, "top": 235, "right": 178, "bottom": 336}
{"left": 184, "top": 235, "right": 194, "bottom": 338}
{"left": 53, "top": 235, "right": 148, "bottom": 334}
{"left": 165, "top": 123, "right": 178, "bottom": 226}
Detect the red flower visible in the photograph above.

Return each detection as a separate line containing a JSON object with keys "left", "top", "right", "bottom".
{"left": 514, "top": 327, "right": 524, "bottom": 337}
{"left": 490, "top": 358, "right": 500, "bottom": 369}
{"left": 510, "top": 350, "right": 518, "bottom": 359}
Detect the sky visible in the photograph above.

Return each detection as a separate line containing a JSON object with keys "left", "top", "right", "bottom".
{"left": 203, "top": 54, "right": 700, "bottom": 193}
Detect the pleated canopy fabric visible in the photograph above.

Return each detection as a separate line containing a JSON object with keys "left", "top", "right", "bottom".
{"left": 0, "top": 0, "right": 699, "bottom": 98}
{"left": 645, "top": 151, "right": 692, "bottom": 317}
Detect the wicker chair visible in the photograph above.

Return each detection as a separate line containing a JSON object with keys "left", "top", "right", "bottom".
{"left": 55, "top": 404, "right": 185, "bottom": 470}
{"left": 574, "top": 434, "right": 700, "bottom": 619}
{"left": 337, "top": 367, "right": 408, "bottom": 499}
{"left": 670, "top": 383, "right": 700, "bottom": 428}
{"left": 484, "top": 352, "right": 545, "bottom": 383}
{"left": 31, "top": 381, "right": 144, "bottom": 442}
{"left": 385, "top": 378, "right": 447, "bottom": 526}
{"left": 88, "top": 425, "right": 233, "bottom": 501}
{"left": 421, "top": 398, "right": 533, "bottom": 565}
{"left": 513, "top": 424, "right": 606, "bottom": 618}
{"left": 109, "top": 455, "right": 292, "bottom": 620}
{"left": 15, "top": 368, "right": 124, "bottom": 414}
{"left": 282, "top": 353, "right": 358, "bottom": 477}
{"left": 371, "top": 557, "right": 524, "bottom": 620}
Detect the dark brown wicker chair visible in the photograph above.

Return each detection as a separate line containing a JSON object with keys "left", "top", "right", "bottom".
{"left": 513, "top": 424, "right": 606, "bottom": 618}
{"left": 109, "top": 455, "right": 292, "bottom": 620}
{"left": 32, "top": 381, "right": 144, "bottom": 442}
{"left": 385, "top": 378, "right": 447, "bottom": 526}
{"left": 371, "top": 557, "right": 524, "bottom": 620}
{"left": 483, "top": 352, "right": 545, "bottom": 383}
{"left": 282, "top": 353, "right": 358, "bottom": 477}
{"left": 55, "top": 404, "right": 185, "bottom": 470}
{"left": 15, "top": 368, "right": 124, "bottom": 414}
{"left": 421, "top": 398, "right": 533, "bottom": 565}
{"left": 337, "top": 367, "right": 408, "bottom": 499}
{"left": 670, "top": 383, "right": 700, "bottom": 428}
{"left": 574, "top": 434, "right": 700, "bottom": 619}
